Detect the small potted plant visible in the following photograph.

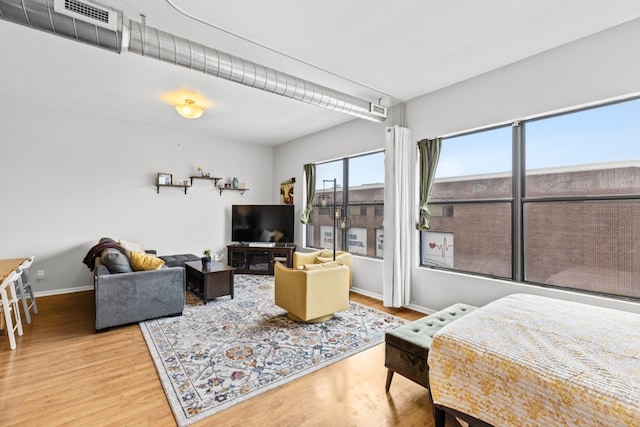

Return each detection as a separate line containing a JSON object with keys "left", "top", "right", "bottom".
{"left": 202, "top": 249, "right": 212, "bottom": 268}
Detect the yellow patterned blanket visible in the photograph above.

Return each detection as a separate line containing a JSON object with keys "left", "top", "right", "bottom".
{"left": 428, "top": 294, "right": 640, "bottom": 427}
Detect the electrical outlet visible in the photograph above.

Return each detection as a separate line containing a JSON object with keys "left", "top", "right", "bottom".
{"left": 37, "top": 270, "right": 45, "bottom": 280}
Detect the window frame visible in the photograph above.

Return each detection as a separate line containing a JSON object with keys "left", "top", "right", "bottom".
{"left": 420, "top": 96, "right": 640, "bottom": 301}
{"left": 305, "top": 150, "right": 385, "bottom": 259}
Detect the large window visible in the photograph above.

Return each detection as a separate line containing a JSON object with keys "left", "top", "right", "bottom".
{"left": 306, "top": 151, "right": 384, "bottom": 258}
{"left": 422, "top": 126, "right": 513, "bottom": 278}
{"left": 421, "top": 97, "right": 640, "bottom": 300}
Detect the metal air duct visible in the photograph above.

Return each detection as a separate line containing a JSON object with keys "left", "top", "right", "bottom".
{"left": 0, "top": 0, "right": 387, "bottom": 122}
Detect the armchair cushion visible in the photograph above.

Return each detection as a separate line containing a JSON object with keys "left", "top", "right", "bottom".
{"left": 293, "top": 250, "right": 353, "bottom": 287}
{"left": 302, "top": 261, "right": 340, "bottom": 270}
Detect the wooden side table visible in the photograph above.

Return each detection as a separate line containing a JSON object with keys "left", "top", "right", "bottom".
{"left": 184, "top": 261, "right": 236, "bottom": 304}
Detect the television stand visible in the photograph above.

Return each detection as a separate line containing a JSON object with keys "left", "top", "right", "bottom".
{"left": 249, "top": 242, "right": 275, "bottom": 248}
{"left": 227, "top": 244, "right": 296, "bottom": 275}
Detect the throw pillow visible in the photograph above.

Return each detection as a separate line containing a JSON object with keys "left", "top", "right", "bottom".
{"left": 303, "top": 261, "right": 341, "bottom": 270}
{"left": 130, "top": 251, "right": 165, "bottom": 271}
{"left": 315, "top": 256, "right": 338, "bottom": 264}
{"left": 101, "top": 249, "right": 133, "bottom": 273}
{"left": 118, "top": 239, "right": 145, "bottom": 253}
{"left": 320, "top": 249, "right": 334, "bottom": 258}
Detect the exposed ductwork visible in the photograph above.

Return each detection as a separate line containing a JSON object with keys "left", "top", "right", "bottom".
{"left": 0, "top": 0, "right": 387, "bottom": 122}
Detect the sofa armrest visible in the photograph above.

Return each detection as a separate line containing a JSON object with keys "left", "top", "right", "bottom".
{"left": 292, "top": 250, "right": 322, "bottom": 268}
{"left": 305, "top": 265, "right": 350, "bottom": 314}
{"left": 94, "top": 258, "right": 185, "bottom": 331}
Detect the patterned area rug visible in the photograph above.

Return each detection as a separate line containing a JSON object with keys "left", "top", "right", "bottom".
{"left": 140, "top": 274, "right": 405, "bottom": 426}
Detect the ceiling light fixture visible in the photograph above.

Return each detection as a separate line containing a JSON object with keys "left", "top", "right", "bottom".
{"left": 175, "top": 99, "right": 204, "bottom": 119}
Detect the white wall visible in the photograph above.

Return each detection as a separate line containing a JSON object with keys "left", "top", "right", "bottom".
{"left": 0, "top": 103, "right": 273, "bottom": 295}
{"left": 275, "top": 18, "right": 640, "bottom": 313}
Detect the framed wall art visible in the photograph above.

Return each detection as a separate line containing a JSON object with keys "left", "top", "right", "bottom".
{"left": 157, "top": 173, "right": 172, "bottom": 186}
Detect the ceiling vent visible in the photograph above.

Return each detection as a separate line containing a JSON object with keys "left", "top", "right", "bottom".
{"left": 1, "top": 0, "right": 387, "bottom": 122}
{"left": 369, "top": 103, "right": 388, "bottom": 118}
{"left": 53, "top": 0, "right": 118, "bottom": 31}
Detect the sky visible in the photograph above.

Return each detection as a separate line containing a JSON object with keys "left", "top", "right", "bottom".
{"left": 313, "top": 98, "right": 640, "bottom": 188}
{"left": 437, "top": 98, "right": 640, "bottom": 178}
{"left": 315, "top": 151, "right": 384, "bottom": 188}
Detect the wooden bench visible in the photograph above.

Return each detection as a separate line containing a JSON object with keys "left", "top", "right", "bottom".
{"left": 385, "top": 303, "right": 477, "bottom": 391}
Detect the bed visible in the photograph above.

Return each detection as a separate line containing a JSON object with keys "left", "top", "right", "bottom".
{"left": 427, "top": 294, "right": 640, "bottom": 427}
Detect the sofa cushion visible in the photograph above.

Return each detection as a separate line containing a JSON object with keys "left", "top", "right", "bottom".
{"left": 130, "top": 251, "right": 165, "bottom": 271}
{"left": 159, "top": 253, "right": 200, "bottom": 268}
{"left": 101, "top": 249, "right": 133, "bottom": 273}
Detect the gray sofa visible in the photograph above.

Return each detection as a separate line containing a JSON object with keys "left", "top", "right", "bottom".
{"left": 93, "top": 257, "right": 185, "bottom": 331}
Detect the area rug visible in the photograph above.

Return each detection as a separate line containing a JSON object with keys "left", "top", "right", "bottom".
{"left": 140, "top": 274, "right": 405, "bottom": 427}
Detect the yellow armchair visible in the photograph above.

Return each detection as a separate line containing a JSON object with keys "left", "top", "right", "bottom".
{"left": 293, "top": 249, "right": 353, "bottom": 287}
{"left": 274, "top": 262, "right": 350, "bottom": 323}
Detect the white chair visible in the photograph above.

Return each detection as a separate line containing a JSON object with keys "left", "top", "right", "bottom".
{"left": 16, "top": 256, "right": 38, "bottom": 324}
{"left": 1, "top": 268, "right": 24, "bottom": 350}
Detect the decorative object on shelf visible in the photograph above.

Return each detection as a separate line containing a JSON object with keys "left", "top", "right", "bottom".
{"left": 232, "top": 177, "right": 239, "bottom": 189}
{"left": 280, "top": 177, "right": 295, "bottom": 205}
{"left": 190, "top": 175, "right": 222, "bottom": 187}
{"left": 156, "top": 172, "right": 190, "bottom": 194}
{"left": 175, "top": 99, "right": 204, "bottom": 119}
{"left": 157, "top": 173, "right": 172, "bottom": 186}
{"left": 202, "top": 249, "right": 212, "bottom": 268}
{"left": 198, "top": 166, "right": 204, "bottom": 176}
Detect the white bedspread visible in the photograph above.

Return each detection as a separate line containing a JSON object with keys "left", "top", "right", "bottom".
{"left": 428, "top": 294, "right": 640, "bottom": 426}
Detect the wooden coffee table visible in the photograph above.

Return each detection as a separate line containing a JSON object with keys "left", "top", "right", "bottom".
{"left": 184, "top": 261, "right": 236, "bottom": 304}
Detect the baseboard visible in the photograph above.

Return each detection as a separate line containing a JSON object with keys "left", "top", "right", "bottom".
{"left": 34, "top": 285, "right": 93, "bottom": 297}
{"left": 350, "top": 287, "right": 431, "bottom": 315}
{"left": 36, "top": 285, "right": 433, "bottom": 315}
{"left": 350, "top": 286, "right": 382, "bottom": 300}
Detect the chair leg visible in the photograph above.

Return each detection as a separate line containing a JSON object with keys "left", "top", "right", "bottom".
{"left": 9, "top": 285, "right": 23, "bottom": 337}
{"left": 16, "top": 277, "right": 31, "bottom": 324}
{"left": 22, "top": 269, "right": 38, "bottom": 316}
{"left": 1, "top": 289, "right": 16, "bottom": 350}
{"left": 385, "top": 369, "right": 394, "bottom": 391}
{"left": 19, "top": 288, "right": 31, "bottom": 324}
{"left": 29, "top": 284, "right": 38, "bottom": 314}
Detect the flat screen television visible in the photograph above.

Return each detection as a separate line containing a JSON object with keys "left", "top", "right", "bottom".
{"left": 231, "top": 204, "right": 295, "bottom": 244}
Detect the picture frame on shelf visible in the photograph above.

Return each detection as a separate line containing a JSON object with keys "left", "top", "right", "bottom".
{"left": 158, "top": 173, "right": 172, "bottom": 186}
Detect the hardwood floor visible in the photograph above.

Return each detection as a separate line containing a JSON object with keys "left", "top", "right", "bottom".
{"left": 0, "top": 290, "right": 462, "bottom": 427}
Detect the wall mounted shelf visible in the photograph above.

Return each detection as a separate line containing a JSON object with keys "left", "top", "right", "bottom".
{"left": 156, "top": 184, "right": 191, "bottom": 194}
{"left": 156, "top": 173, "right": 246, "bottom": 195}
{"left": 190, "top": 175, "right": 222, "bottom": 186}
{"left": 217, "top": 187, "right": 249, "bottom": 196}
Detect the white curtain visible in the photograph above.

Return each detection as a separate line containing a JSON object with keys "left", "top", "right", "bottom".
{"left": 383, "top": 125, "right": 412, "bottom": 307}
